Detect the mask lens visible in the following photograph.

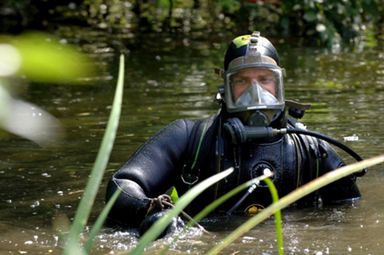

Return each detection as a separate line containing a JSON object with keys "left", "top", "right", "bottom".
{"left": 227, "top": 67, "right": 283, "bottom": 111}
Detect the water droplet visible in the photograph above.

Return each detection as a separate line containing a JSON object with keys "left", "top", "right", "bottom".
{"left": 30, "top": 201, "right": 40, "bottom": 208}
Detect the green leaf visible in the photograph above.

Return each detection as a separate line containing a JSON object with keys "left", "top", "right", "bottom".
{"left": 303, "top": 11, "right": 317, "bottom": 22}
{"left": 130, "top": 167, "right": 234, "bottom": 255}
{"left": 84, "top": 189, "right": 122, "bottom": 253}
{"left": 263, "top": 178, "right": 283, "bottom": 255}
{"left": 158, "top": 172, "right": 274, "bottom": 255}
{"left": 10, "top": 32, "right": 93, "bottom": 83}
{"left": 63, "top": 54, "right": 125, "bottom": 254}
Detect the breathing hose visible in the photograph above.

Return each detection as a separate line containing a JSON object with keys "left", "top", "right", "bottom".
{"left": 224, "top": 118, "right": 366, "bottom": 176}
{"left": 282, "top": 128, "right": 366, "bottom": 176}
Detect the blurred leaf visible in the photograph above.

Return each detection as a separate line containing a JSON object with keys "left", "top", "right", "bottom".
{"left": 0, "top": 85, "right": 62, "bottom": 147}
{"left": 303, "top": 11, "right": 317, "bottom": 22}
{"left": 0, "top": 43, "right": 22, "bottom": 77}
{"left": 8, "top": 32, "right": 93, "bottom": 83}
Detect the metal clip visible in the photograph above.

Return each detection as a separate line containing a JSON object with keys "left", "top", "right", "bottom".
{"left": 247, "top": 31, "right": 261, "bottom": 58}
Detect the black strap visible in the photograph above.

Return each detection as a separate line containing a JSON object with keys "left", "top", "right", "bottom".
{"left": 180, "top": 116, "right": 216, "bottom": 186}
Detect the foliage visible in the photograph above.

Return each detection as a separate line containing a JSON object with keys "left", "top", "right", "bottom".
{"left": 279, "top": 0, "right": 384, "bottom": 46}
{"left": 6, "top": 32, "right": 92, "bottom": 83}
{"left": 2, "top": 0, "right": 384, "bottom": 46}
{"left": 73, "top": 0, "right": 384, "bottom": 46}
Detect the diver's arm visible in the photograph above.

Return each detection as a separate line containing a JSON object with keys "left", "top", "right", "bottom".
{"left": 105, "top": 119, "right": 193, "bottom": 227}
{"left": 318, "top": 140, "right": 361, "bottom": 204}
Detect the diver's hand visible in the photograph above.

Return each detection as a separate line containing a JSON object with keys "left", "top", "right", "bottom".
{"left": 139, "top": 194, "right": 184, "bottom": 238}
{"left": 139, "top": 209, "right": 185, "bottom": 238}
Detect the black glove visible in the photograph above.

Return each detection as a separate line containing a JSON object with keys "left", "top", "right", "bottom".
{"left": 139, "top": 194, "right": 185, "bottom": 238}
{"left": 139, "top": 209, "right": 185, "bottom": 238}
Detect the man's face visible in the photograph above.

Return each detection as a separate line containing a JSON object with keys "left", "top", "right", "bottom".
{"left": 230, "top": 68, "right": 276, "bottom": 100}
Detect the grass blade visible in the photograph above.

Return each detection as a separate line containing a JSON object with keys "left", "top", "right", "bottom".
{"left": 207, "top": 154, "right": 384, "bottom": 255}
{"left": 63, "top": 54, "right": 125, "bottom": 254}
{"left": 130, "top": 167, "right": 234, "bottom": 255}
{"left": 264, "top": 178, "right": 283, "bottom": 255}
{"left": 84, "top": 189, "right": 122, "bottom": 253}
{"left": 158, "top": 172, "right": 274, "bottom": 255}
{"left": 192, "top": 172, "right": 273, "bottom": 224}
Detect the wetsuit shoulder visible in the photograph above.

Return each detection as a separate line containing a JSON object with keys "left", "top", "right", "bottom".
{"left": 105, "top": 119, "right": 199, "bottom": 226}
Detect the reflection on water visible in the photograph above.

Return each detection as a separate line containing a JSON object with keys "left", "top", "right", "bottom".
{"left": 0, "top": 27, "right": 383, "bottom": 254}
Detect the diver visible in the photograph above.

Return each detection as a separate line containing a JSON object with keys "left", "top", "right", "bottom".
{"left": 105, "top": 31, "right": 365, "bottom": 237}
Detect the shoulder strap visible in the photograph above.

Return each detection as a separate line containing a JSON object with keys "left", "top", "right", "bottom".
{"left": 180, "top": 115, "right": 216, "bottom": 186}
{"left": 287, "top": 120, "right": 323, "bottom": 183}
{"left": 299, "top": 132, "right": 322, "bottom": 183}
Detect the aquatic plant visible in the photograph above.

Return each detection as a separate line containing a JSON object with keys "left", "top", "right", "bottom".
{"left": 62, "top": 54, "right": 125, "bottom": 255}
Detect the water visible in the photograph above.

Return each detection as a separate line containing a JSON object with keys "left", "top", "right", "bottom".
{"left": 0, "top": 27, "right": 383, "bottom": 254}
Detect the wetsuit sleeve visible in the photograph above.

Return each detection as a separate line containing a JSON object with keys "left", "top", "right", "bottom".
{"left": 105, "top": 119, "right": 193, "bottom": 227}
{"left": 318, "top": 140, "right": 361, "bottom": 204}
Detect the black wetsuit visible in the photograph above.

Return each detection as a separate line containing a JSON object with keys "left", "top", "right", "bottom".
{"left": 105, "top": 113, "right": 361, "bottom": 227}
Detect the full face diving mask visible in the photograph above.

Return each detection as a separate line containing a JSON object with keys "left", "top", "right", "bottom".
{"left": 224, "top": 65, "right": 285, "bottom": 127}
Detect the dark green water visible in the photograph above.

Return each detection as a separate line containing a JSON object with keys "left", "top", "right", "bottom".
{"left": 0, "top": 27, "right": 383, "bottom": 254}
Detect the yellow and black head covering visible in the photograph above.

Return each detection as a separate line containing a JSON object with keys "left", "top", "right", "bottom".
{"left": 223, "top": 32, "right": 280, "bottom": 71}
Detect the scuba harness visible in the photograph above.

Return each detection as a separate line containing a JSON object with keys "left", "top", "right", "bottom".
{"left": 179, "top": 99, "right": 366, "bottom": 206}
